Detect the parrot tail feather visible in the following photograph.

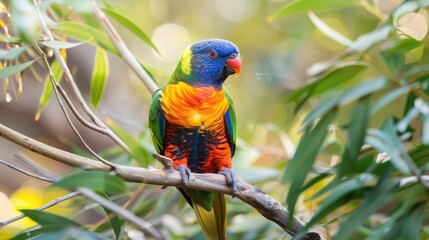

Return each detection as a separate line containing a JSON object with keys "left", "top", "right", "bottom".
{"left": 192, "top": 192, "right": 226, "bottom": 240}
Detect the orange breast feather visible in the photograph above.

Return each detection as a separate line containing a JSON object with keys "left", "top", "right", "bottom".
{"left": 161, "top": 82, "right": 229, "bottom": 128}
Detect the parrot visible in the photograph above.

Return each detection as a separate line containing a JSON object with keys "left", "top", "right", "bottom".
{"left": 148, "top": 39, "right": 241, "bottom": 239}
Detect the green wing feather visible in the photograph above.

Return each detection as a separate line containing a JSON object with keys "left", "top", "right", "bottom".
{"left": 148, "top": 89, "right": 165, "bottom": 154}
{"left": 225, "top": 91, "right": 237, "bottom": 156}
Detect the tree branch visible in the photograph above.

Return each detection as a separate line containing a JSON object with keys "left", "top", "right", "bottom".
{"left": 90, "top": 0, "right": 159, "bottom": 95}
{"left": 0, "top": 122, "right": 322, "bottom": 239}
{"left": 33, "top": 0, "right": 131, "bottom": 153}
{"left": 33, "top": 42, "right": 118, "bottom": 171}
{"left": 0, "top": 191, "right": 81, "bottom": 227}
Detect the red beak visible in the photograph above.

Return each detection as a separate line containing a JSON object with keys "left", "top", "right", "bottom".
{"left": 226, "top": 56, "right": 241, "bottom": 76}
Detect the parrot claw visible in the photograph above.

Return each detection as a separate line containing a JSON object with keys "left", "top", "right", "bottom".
{"left": 218, "top": 168, "right": 237, "bottom": 197}
{"left": 176, "top": 165, "right": 192, "bottom": 187}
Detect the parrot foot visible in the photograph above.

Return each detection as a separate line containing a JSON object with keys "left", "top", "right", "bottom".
{"left": 176, "top": 165, "right": 192, "bottom": 187}
{"left": 218, "top": 167, "right": 238, "bottom": 197}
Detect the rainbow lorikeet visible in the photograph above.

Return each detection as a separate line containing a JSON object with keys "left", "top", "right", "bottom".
{"left": 149, "top": 39, "right": 241, "bottom": 239}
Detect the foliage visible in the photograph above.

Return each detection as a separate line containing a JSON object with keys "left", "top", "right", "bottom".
{"left": 1, "top": 0, "right": 429, "bottom": 239}
{"left": 274, "top": 0, "right": 429, "bottom": 239}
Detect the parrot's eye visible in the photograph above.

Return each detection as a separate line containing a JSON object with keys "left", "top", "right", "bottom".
{"left": 230, "top": 53, "right": 238, "bottom": 59}
{"left": 207, "top": 50, "right": 218, "bottom": 59}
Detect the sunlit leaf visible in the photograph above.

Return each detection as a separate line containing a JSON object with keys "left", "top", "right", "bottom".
{"left": 102, "top": 8, "right": 160, "bottom": 54}
{"left": 284, "top": 110, "right": 336, "bottom": 223}
{"left": 0, "top": 59, "right": 37, "bottom": 79}
{"left": 54, "top": 22, "right": 118, "bottom": 55}
{"left": 39, "top": 40, "right": 84, "bottom": 49}
{"left": 90, "top": 47, "right": 109, "bottom": 108}
{"left": 308, "top": 11, "right": 353, "bottom": 47}
{"left": 106, "top": 118, "right": 151, "bottom": 167}
{"left": 52, "top": 171, "right": 128, "bottom": 195}
{"left": 35, "top": 60, "right": 63, "bottom": 121}
{"left": 269, "top": 0, "right": 357, "bottom": 21}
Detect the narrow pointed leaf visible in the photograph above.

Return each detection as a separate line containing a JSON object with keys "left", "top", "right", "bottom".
{"left": 308, "top": 11, "right": 353, "bottom": 47}
{"left": 52, "top": 171, "right": 127, "bottom": 195}
{"left": 54, "top": 22, "right": 118, "bottom": 55}
{"left": 284, "top": 110, "right": 336, "bottom": 223}
{"left": 269, "top": 0, "right": 357, "bottom": 20}
{"left": 338, "top": 97, "right": 369, "bottom": 175}
{"left": 39, "top": 40, "right": 83, "bottom": 49}
{"left": 102, "top": 8, "right": 160, "bottom": 54}
{"left": 20, "top": 209, "right": 80, "bottom": 227}
{"left": 0, "top": 59, "right": 37, "bottom": 79}
{"left": 90, "top": 48, "right": 109, "bottom": 108}
{"left": 333, "top": 177, "right": 396, "bottom": 240}
{"left": 0, "top": 46, "right": 28, "bottom": 60}
{"left": 97, "top": 192, "right": 124, "bottom": 239}
{"left": 422, "top": 116, "right": 429, "bottom": 144}
{"left": 35, "top": 60, "right": 63, "bottom": 121}
{"left": 106, "top": 118, "right": 151, "bottom": 167}
{"left": 370, "top": 84, "right": 414, "bottom": 115}
{"left": 303, "top": 77, "right": 387, "bottom": 128}
{"left": 308, "top": 174, "right": 374, "bottom": 226}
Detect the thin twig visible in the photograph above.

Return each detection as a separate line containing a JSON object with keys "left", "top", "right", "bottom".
{"left": 0, "top": 159, "right": 54, "bottom": 182}
{"left": 56, "top": 85, "right": 106, "bottom": 133}
{"left": 89, "top": 185, "right": 146, "bottom": 230}
{"left": 0, "top": 122, "right": 322, "bottom": 239}
{"left": 33, "top": 0, "right": 131, "bottom": 154}
{"left": 90, "top": 0, "right": 159, "bottom": 94}
{"left": 15, "top": 153, "right": 59, "bottom": 181}
{"left": 32, "top": 42, "right": 118, "bottom": 171}
{"left": 78, "top": 188, "right": 166, "bottom": 240}
{"left": 0, "top": 191, "right": 81, "bottom": 228}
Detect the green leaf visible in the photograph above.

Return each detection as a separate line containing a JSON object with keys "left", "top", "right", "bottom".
{"left": 333, "top": 172, "right": 396, "bottom": 240}
{"left": 303, "top": 77, "right": 387, "bottom": 129}
{"left": 0, "top": 59, "right": 37, "bottom": 79}
{"left": 52, "top": 171, "right": 128, "bottom": 195}
{"left": 422, "top": 116, "right": 429, "bottom": 145}
{"left": 297, "top": 174, "right": 375, "bottom": 238}
{"left": 283, "top": 110, "right": 336, "bottom": 223}
{"left": 349, "top": 25, "right": 393, "bottom": 53}
{"left": 96, "top": 192, "right": 124, "bottom": 239}
{"left": 20, "top": 209, "right": 80, "bottom": 227}
{"left": 0, "top": 46, "right": 28, "bottom": 60}
{"left": 106, "top": 118, "right": 151, "bottom": 167}
{"left": 366, "top": 118, "right": 413, "bottom": 174}
{"left": 269, "top": 0, "right": 357, "bottom": 20}
{"left": 370, "top": 84, "right": 414, "bottom": 115}
{"left": 35, "top": 60, "right": 63, "bottom": 121}
{"left": 39, "top": 40, "right": 84, "bottom": 49}
{"left": 402, "top": 202, "right": 426, "bottom": 240}
{"left": 90, "top": 48, "right": 109, "bottom": 108}
{"left": 102, "top": 8, "right": 160, "bottom": 54}
{"left": 54, "top": 22, "right": 118, "bottom": 55}
{"left": 338, "top": 97, "right": 370, "bottom": 175}
{"left": 308, "top": 11, "right": 353, "bottom": 47}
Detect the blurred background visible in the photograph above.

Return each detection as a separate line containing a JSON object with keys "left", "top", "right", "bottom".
{"left": 0, "top": 0, "right": 409, "bottom": 238}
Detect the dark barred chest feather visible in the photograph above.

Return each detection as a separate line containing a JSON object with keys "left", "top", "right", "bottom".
{"left": 164, "top": 116, "right": 229, "bottom": 173}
